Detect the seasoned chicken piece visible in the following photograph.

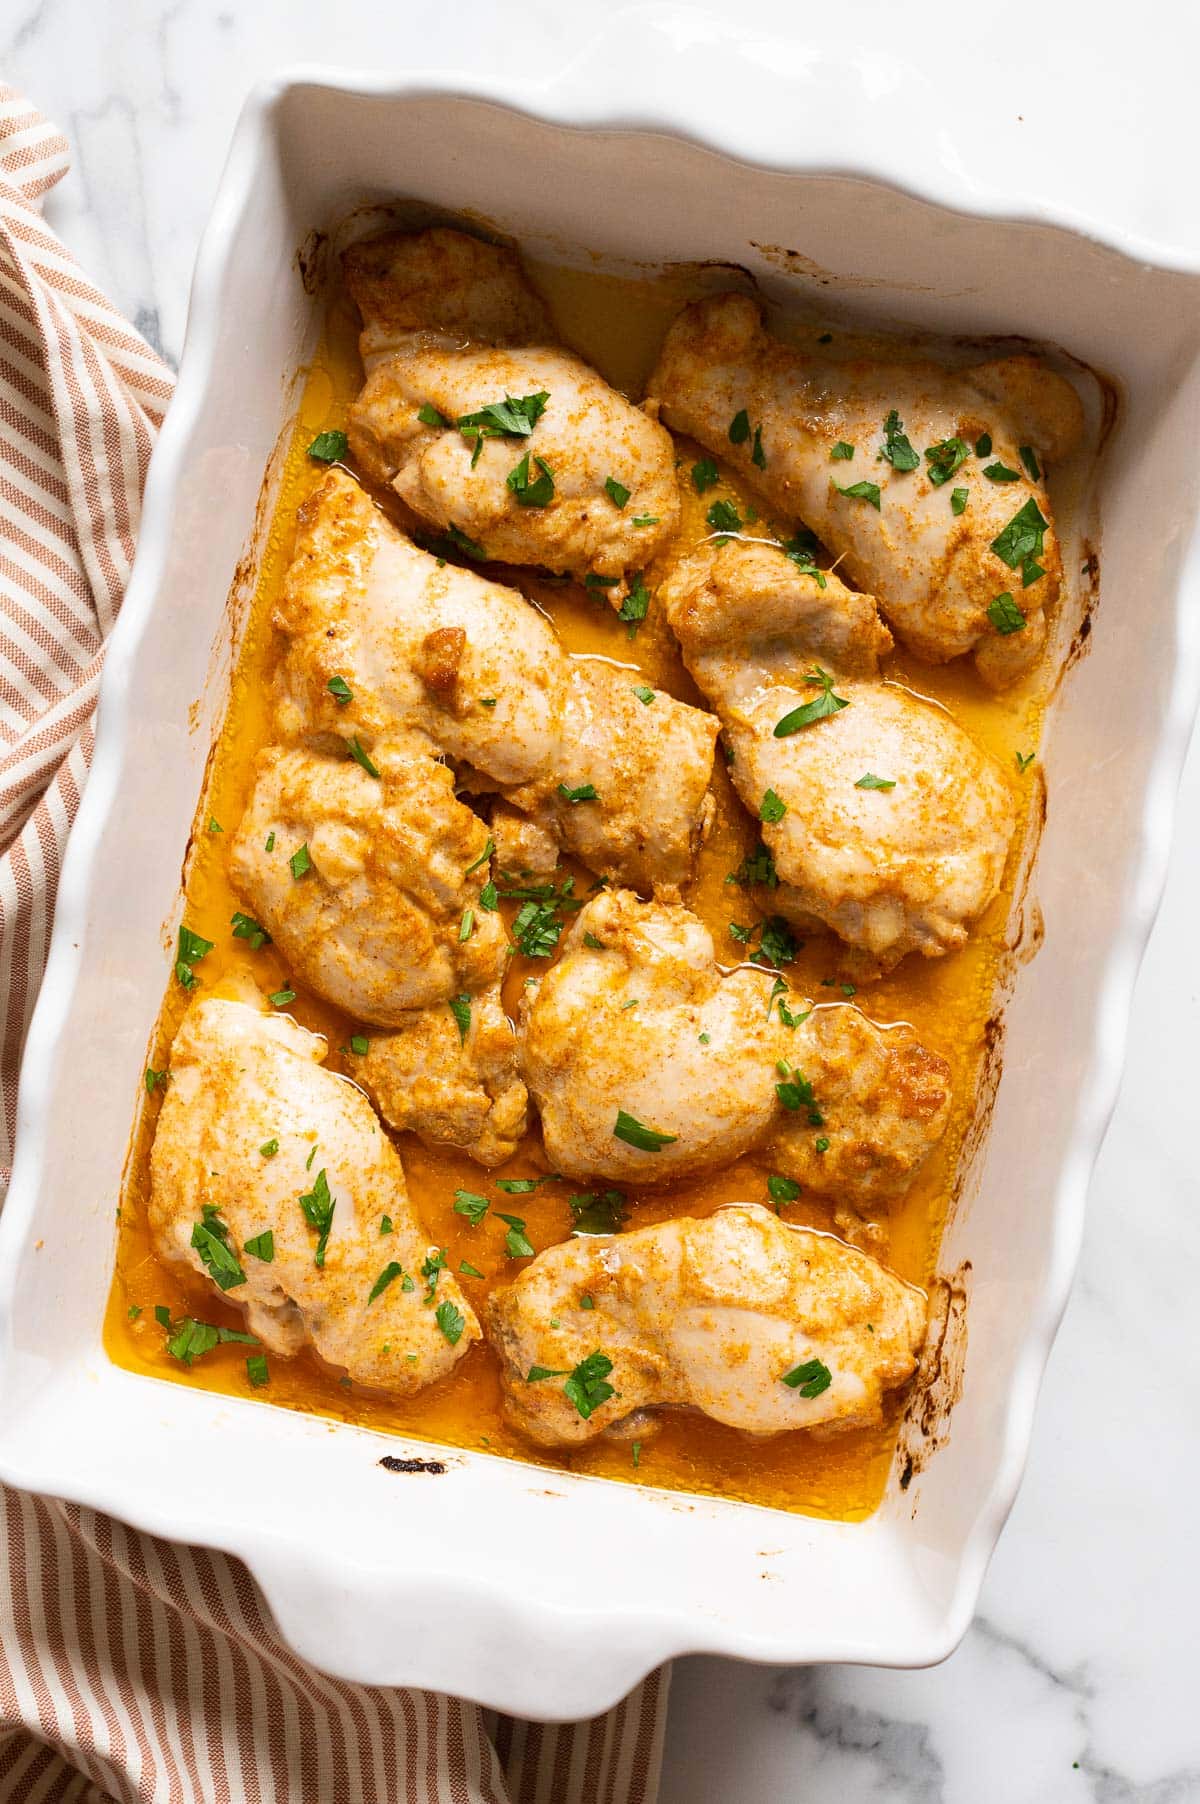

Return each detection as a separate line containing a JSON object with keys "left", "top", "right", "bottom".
{"left": 520, "top": 890, "right": 784, "bottom": 1183}
{"left": 344, "top": 228, "right": 679, "bottom": 593}
{"left": 519, "top": 890, "right": 951, "bottom": 1200}
{"left": 660, "top": 539, "right": 1016, "bottom": 966}
{"left": 544, "top": 660, "right": 719, "bottom": 895}
{"left": 768, "top": 1006, "right": 953, "bottom": 1209}
{"left": 487, "top": 799, "right": 561, "bottom": 878}
{"left": 228, "top": 743, "right": 505, "bottom": 1025}
{"left": 275, "top": 469, "right": 568, "bottom": 792}
{"left": 487, "top": 1203, "right": 926, "bottom": 1447}
{"left": 357, "top": 986, "right": 528, "bottom": 1168}
{"left": 274, "top": 474, "right": 716, "bottom": 894}
{"left": 148, "top": 993, "right": 478, "bottom": 1391}
{"left": 649, "top": 293, "right": 1084, "bottom": 688}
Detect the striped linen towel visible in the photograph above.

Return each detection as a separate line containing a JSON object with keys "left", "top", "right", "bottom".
{"left": 0, "top": 86, "right": 669, "bottom": 1804}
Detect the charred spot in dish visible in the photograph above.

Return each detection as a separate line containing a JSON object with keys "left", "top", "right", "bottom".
{"left": 894, "top": 1261, "right": 971, "bottom": 1499}
{"left": 379, "top": 1454, "right": 448, "bottom": 1476}
{"left": 295, "top": 228, "right": 329, "bottom": 297}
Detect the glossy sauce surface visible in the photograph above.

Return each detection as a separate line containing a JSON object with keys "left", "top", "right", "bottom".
{"left": 107, "top": 256, "right": 1062, "bottom": 1521}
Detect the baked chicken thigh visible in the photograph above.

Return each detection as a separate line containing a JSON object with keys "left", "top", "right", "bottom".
{"left": 649, "top": 292, "right": 1083, "bottom": 687}
{"left": 487, "top": 1203, "right": 926, "bottom": 1447}
{"left": 519, "top": 890, "right": 951, "bottom": 1202}
{"left": 660, "top": 538, "right": 1016, "bottom": 967}
{"left": 344, "top": 227, "right": 679, "bottom": 593}
{"left": 149, "top": 992, "right": 478, "bottom": 1391}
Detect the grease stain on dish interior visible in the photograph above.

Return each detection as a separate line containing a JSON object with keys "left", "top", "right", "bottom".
{"left": 106, "top": 251, "right": 1089, "bottom": 1523}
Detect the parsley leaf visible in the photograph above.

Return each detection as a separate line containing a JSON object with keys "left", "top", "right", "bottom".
{"left": 951, "top": 487, "right": 969, "bottom": 515}
{"left": 706, "top": 499, "right": 742, "bottom": 535}
{"left": 288, "top": 844, "right": 312, "bottom": 881}
{"left": 691, "top": 458, "right": 720, "bottom": 493}
{"left": 987, "top": 592, "right": 1027, "bottom": 635}
{"left": 497, "top": 1213, "right": 534, "bottom": 1258}
{"left": 563, "top": 1351, "right": 616, "bottom": 1419}
{"left": 605, "top": 476, "right": 630, "bottom": 508}
{"left": 244, "top": 1230, "right": 274, "bottom": 1263}
{"left": 1016, "top": 750, "right": 1036, "bottom": 773}
{"left": 975, "top": 432, "right": 993, "bottom": 457}
{"left": 246, "top": 1354, "right": 270, "bottom": 1387}
{"left": 435, "top": 1300, "right": 466, "bottom": 1345}
{"left": 613, "top": 1109, "right": 678, "bottom": 1151}
{"left": 830, "top": 441, "right": 854, "bottom": 461}
{"left": 446, "top": 523, "right": 487, "bottom": 560}
{"left": 728, "top": 409, "right": 751, "bottom": 444}
{"left": 231, "top": 911, "right": 270, "bottom": 951}
{"left": 984, "top": 461, "right": 1021, "bottom": 483}
{"left": 855, "top": 772, "right": 896, "bottom": 791}
{"left": 298, "top": 1169, "right": 335, "bottom": 1268}
{"left": 348, "top": 736, "right": 381, "bottom": 779}
{"left": 174, "top": 924, "right": 214, "bottom": 990}
{"left": 417, "top": 402, "right": 450, "bottom": 428}
{"left": 1019, "top": 444, "right": 1041, "bottom": 481}
{"left": 557, "top": 782, "right": 599, "bottom": 803}
{"left": 924, "top": 436, "right": 970, "bottom": 486}
{"left": 190, "top": 1207, "right": 246, "bottom": 1292}
{"left": 833, "top": 479, "right": 881, "bottom": 509}
{"left": 881, "top": 409, "right": 920, "bottom": 472}
{"left": 268, "top": 988, "right": 295, "bottom": 1008}
{"left": 349, "top": 1034, "right": 369, "bottom": 1056}
{"left": 781, "top": 1356, "right": 833, "bottom": 1397}
{"left": 368, "top": 1261, "right": 404, "bottom": 1304}
{"left": 307, "top": 430, "right": 348, "bottom": 463}
{"left": 259, "top": 1139, "right": 278, "bottom": 1158}
{"left": 507, "top": 452, "right": 555, "bottom": 507}
{"left": 991, "top": 496, "right": 1048, "bottom": 577}
{"left": 453, "top": 1189, "right": 490, "bottom": 1226}
{"left": 569, "top": 1189, "right": 627, "bottom": 1235}
{"left": 457, "top": 390, "right": 548, "bottom": 440}
{"left": 751, "top": 425, "right": 766, "bottom": 469}
{"left": 618, "top": 580, "right": 650, "bottom": 637}
{"left": 767, "top": 1174, "right": 801, "bottom": 1205}
{"left": 526, "top": 1364, "right": 570, "bottom": 1383}
{"left": 327, "top": 675, "right": 353, "bottom": 705}
{"left": 759, "top": 788, "right": 787, "bottom": 824}
{"left": 448, "top": 993, "right": 472, "bottom": 1044}
{"left": 464, "top": 836, "right": 494, "bottom": 878}
{"left": 773, "top": 668, "right": 850, "bottom": 737}
{"left": 512, "top": 900, "right": 563, "bottom": 959}
{"left": 632, "top": 684, "right": 655, "bottom": 705}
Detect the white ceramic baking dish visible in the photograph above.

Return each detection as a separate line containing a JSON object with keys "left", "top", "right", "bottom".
{"left": 0, "top": 58, "right": 1198, "bottom": 1719}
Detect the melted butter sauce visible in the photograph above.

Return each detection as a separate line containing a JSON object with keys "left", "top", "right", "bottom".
{"left": 106, "top": 254, "right": 1070, "bottom": 1522}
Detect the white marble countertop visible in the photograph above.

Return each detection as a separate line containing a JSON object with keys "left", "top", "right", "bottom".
{"left": 7, "top": 5, "right": 1199, "bottom": 1798}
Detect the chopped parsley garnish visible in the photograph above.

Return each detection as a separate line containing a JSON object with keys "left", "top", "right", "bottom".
{"left": 855, "top": 772, "right": 896, "bottom": 791}
{"left": 569, "top": 1189, "right": 627, "bottom": 1235}
{"left": 208, "top": 816, "right": 222, "bottom": 835}
{"left": 464, "top": 836, "right": 494, "bottom": 878}
{"left": 833, "top": 479, "right": 881, "bottom": 509}
{"left": 605, "top": 476, "right": 631, "bottom": 508}
{"left": 144, "top": 1066, "right": 167, "bottom": 1094}
{"left": 298, "top": 1168, "right": 335, "bottom": 1268}
{"left": 632, "top": 684, "right": 655, "bottom": 705}
{"left": 706, "top": 498, "right": 742, "bottom": 535}
{"left": 691, "top": 458, "right": 720, "bottom": 493}
{"left": 631, "top": 514, "right": 660, "bottom": 527}
{"left": 453, "top": 1189, "right": 490, "bottom": 1226}
{"left": 379, "top": 1215, "right": 393, "bottom": 1235}
{"left": 728, "top": 843, "right": 778, "bottom": 889}
{"left": 246, "top": 1354, "right": 269, "bottom": 1388}
{"left": 924, "top": 436, "right": 970, "bottom": 486}
{"left": 775, "top": 1062, "right": 823, "bottom": 1125}
{"left": 421, "top": 1249, "right": 448, "bottom": 1303}
{"left": 975, "top": 432, "right": 993, "bottom": 457}
{"left": 457, "top": 390, "right": 548, "bottom": 443}
{"left": 1019, "top": 445, "right": 1041, "bottom": 481}
{"left": 584, "top": 573, "right": 620, "bottom": 591}
{"left": 459, "top": 1260, "right": 484, "bottom": 1279}
{"left": 435, "top": 1300, "right": 466, "bottom": 1345}
{"left": 751, "top": 425, "right": 766, "bottom": 469}
{"left": 478, "top": 880, "right": 498, "bottom": 911}
{"left": 506, "top": 451, "right": 555, "bottom": 507}
{"left": 759, "top": 917, "right": 799, "bottom": 968}
{"left": 327, "top": 675, "right": 353, "bottom": 705}
{"left": 174, "top": 925, "right": 214, "bottom": 990}
{"left": 459, "top": 909, "right": 474, "bottom": 942}
{"left": 779, "top": 531, "right": 828, "bottom": 589}
{"left": 563, "top": 1351, "right": 616, "bottom": 1419}
{"left": 512, "top": 900, "right": 563, "bottom": 959}
{"left": 190, "top": 1206, "right": 246, "bottom": 1292}
{"left": 417, "top": 402, "right": 450, "bottom": 428}
{"left": 815, "top": 1135, "right": 830, "bottom": 1153}
{"left": 781, "top": 1356, "right": 833, "bottom": 1397}
{"left": 479, "top": 696, "right": 497, "bottom": 708}
{"left": 128, "top": 1304, "right": 142, "bottom": 1319}
{"left": 987, "top": 592, "right": 1027, "bottom": 635}
{"left": 268, "top": 989, "right": 296, "bottom": 1009}
{"left": 307, "top": 430, "right": 348, "bottom": 463}
{"left": 557, "top": 782, "right": 599, "bottom": 804}
{"left": 773, "top": 667, "right": 850, "bottom": 737}
{"left": 613, "top": 1109, "right": 678, "bottom": 1151}
{"left": 583, "top": 931, "right": 604, "bottom": 949}
{"left": 768, "top": 1174, "right": 802, "bottom": 1205}
{"left": 991, "top": 496, "right": 1048, "bottom": 583}
{"left": 161, "top": 1316, "right": 259, "bottom": 1366}
{"left": 618, "top": 580, "right": 650, "bottom": 637}
{"left": 446, "top": 524, "right": 486, "bottom": 560}
{"left": 1016, "top": 750, "right": 1036, "bottom": 773}
{"left": 830, "top": 441, "right": 854, "bottom": 461}
{"left": 288, "top": 844, "right": 312, "bottom": 880}
{"left": 759, "top": 788, "right": 787, "bottom": 824}
{"left": 231, "top": 911, "right": 270, "bottom": 950}
{"left": 951, "top": 487, "right": 969, "bottom": 515}
{"left": 259, "top": 1139, "right": 278, "bottom": 1158}
{"left": 368, "top": 1261, "right": 404, "bottom": 1304}
{"left": 264, "top": 831, "right": 275, "bottom": 852}
{"left": 348, "top": 1034, "right": 369, "bottom": 1056}
{"left": 728, "top": 409, "right": 751, "bottom": 445}
{"left": 881, "top": 409, "right": 920, "bottom": 472}
{"left": 983, "top": 461, "right": 1021, "bottom": 483}
{"left": 448, "top": 993, "right": 472, "bottom": 1043}
{"left": 526, "top": 1364, "right": 570, "bottom": 1383}
{"left": 497, "top": 1213, "right": 534, "bottom": 1258}
{"left": 496, "top": 1174, "right": 559, "bottom": 1193}
{"left": 244, "top": 1230, "right": 274, "bottom": 1263}
{"left": 348, "top": 736, "right": 380, "bottom": 779}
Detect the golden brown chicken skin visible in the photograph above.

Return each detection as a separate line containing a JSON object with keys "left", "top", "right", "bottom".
{"left": 649, "top": 292, "right": 1083, "bottom": 688}
{"left": 487, "top": 1203, "right": 927, "bottom": 1447}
